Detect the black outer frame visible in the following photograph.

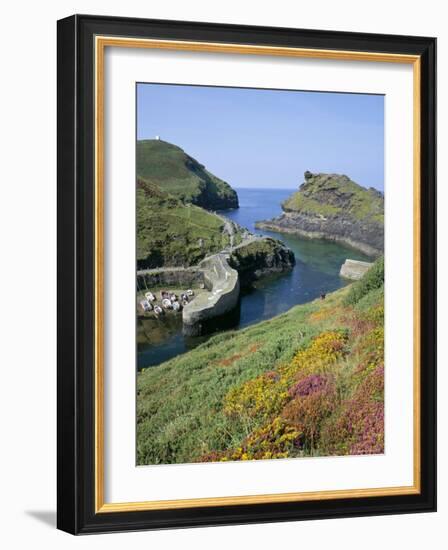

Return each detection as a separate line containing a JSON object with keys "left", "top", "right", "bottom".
{"left": 57, "top": 14, "right": 436, "bottom": 535}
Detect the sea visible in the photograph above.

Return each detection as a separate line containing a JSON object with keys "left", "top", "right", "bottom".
{"left": 137, "top": 187, "right": 370, "bottom": 369}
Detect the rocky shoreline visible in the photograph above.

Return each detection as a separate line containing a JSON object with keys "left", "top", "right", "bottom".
{"left": 256, "top": 172, "right": 384, "bottom": 258}
{"left": 229, "top": 236, "right": 295, "bottom": 287}
{"left": 137, "top": 235, "right": 295, "bottom": 335}
{"left": 256, "top": 214, "right": 382, "bottom": 257}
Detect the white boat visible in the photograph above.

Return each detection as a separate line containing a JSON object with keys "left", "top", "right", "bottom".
{"left": 139, "top": 299, "right": 152, "bottom": 312}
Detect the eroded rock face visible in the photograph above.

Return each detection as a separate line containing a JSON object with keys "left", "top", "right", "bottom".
{"left": 256, "top": 172, "right": 384, "bottom": 258}
{"left": 137, "top": 139, "right": 239, "bottom": 210}
{"left": 229, "top": 237, "right": 295, "bottom": 287}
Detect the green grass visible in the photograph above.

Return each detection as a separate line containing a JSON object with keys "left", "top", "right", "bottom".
{"left": 137, "top": 295, "right": 323, "bottom": 464}
{"left": 137, "top": 186, "right": 237, "bottom": 268}
{"left": 137, "top": 255, "right": 384, "bottom": 464}
{"left": 137, "top": 139, "right": 238, "bottom": 209}
{"left": 282, "top": 173, "right": 384, "bottom": 223}
{"left": 283, "top": 194, "right": 342, "bottom": 217}
{"left": 344, "top": 256, "right": 384, "bottom": 306}
{"left": 231, "top": 237, "right": 282, "bottom": 259}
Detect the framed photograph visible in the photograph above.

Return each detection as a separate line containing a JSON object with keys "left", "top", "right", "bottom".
{"left": 57, "top": 14, "right": 436, "bottom": 534}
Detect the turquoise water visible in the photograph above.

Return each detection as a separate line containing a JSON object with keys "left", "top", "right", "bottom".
{"left": 137, "top": 188, "right": 370, "bottom": 369}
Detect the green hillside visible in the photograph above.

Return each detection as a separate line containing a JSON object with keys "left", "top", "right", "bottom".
{"left": 257, "top": 172, "right": 384, "bottom": 257}
{"left": 136, "top": 178, "right": 242, "bottom": 269}
{"left": 137, "top": 257, "right": 384, "bottom": 464}
{"left": 283, "top": 172, "right": 384, "bottom": 224}
{"left": 137, "top": 139, "right": 238, "bottom": 210}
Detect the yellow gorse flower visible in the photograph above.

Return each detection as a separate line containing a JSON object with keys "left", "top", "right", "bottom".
{"left": 224, "top": 331, "right": 348, "bottom": 421}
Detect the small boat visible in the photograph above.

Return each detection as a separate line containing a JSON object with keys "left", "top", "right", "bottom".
{"left": 139, "top": 299, "right": 152, "bottom": 312}
{"left": 172, "top": 301, "right": 182, "bottom": 312}
{"left": 162, "top": 298, "right": 172, "bottom": 309}
{"left": 186, "top": 289, "right": 194, "bottom": 297}
{"left": 154, "top": 305, "right": 163, "bottom": 316}
{"left": 145, "top": 291, "right": 156, "bottom": 302}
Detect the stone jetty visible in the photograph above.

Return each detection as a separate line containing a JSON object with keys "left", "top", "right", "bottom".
{"left": 137, "top": 253, "right": 240, "bottom": 336}
{"left": 340, "top": 259, "right": 373, "bottom": 280}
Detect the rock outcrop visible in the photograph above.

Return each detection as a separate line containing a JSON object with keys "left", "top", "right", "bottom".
{"left": 137, "top": 139, "right": 238, "bottom": 210}
{"left": 136, "top": 237, "right": 295, "bottom": 335}
{"left": 229, "top": 237, "right": 295, "bottom": 287}
{"left": 256, "top": 172, "right": 384, "bottom": 257}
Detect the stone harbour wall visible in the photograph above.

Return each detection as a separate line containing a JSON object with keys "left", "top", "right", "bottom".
{"left": 340, "top": 259, "right": 373, "bottom": 280}
{"left": 182, "top": 254, "right": 240, "bottom": 335}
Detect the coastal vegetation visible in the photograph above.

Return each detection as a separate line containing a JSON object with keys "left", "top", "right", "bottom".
{"left": 257, "top": 172, "right": 384, "bottom": 257}
{"left": 136, "top": 178, "right": 243, "bottom": 269}
{"left": 137, "top": 139, "right": 238, "bottom": 210}
{"left": 137, "top": 257, "right": 384, "bottom": 464}
{"left": 283, "top": 172, "right": 384, "bottom": 223}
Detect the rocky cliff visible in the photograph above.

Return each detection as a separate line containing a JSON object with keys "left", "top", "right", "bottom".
{"left": 229, "top": 237, "right": 295, "bottom": 287}
{"left": 256, "top": 172, "right": 384, "bottom": 257}
{"left": 137, "top": 139, "right": 238, "bottom": 210}
{"left": 137, "top": 178, "right": 295, "bottom": 283}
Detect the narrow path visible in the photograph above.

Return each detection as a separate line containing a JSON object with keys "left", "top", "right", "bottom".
{"left": 223, "top": 219, "right": 235, "bottom": 249}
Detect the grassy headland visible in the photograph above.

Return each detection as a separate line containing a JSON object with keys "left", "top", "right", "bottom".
{"left": 137, "top": 257, "right": 384, "bottom": 464}
{"left": 136, "top": 178, "right": 244, "bottom": 269}
{"left": 257, "top": 172, "right": 384, "bottom": 257}
{"left": 282, "top": 172, "right": 384, "bottom": 224}
{"left": 137, "top": 139, "right": 238, "bottom": 210}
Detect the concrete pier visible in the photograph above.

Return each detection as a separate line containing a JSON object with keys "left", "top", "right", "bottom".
{"left": 340, "top": 259, "right": 373, "bottom": 280}
{"left": 137, "top": 253, "right": 240, "bottom": 336}
{"left": 182, "top": 254, "right": 240, "bottom": 335}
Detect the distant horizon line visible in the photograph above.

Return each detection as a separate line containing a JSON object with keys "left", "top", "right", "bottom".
{"left": 137, "top": 138, "right": 383, "bottom": 192}
{"left": 234, "top": 186, "right": 296, "bottom": 191}
{"left": 233, "top": 184, "right": 383, "bottom": 192}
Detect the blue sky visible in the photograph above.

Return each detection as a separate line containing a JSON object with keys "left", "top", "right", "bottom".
{"left": 137, "top": 83, "right": 384, "bottom": 191}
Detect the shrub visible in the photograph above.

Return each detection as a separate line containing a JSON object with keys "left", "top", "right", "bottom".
{"left": 279, "top": 330, "right": 348, "bottom": 383}
{"left": 356, "top": 326, "right": 384, "bottom": 366}
{"left": 198, "top": 450, "right": 226, "bottom": 462}
{"left": 221, "top": 418, "right": 302, "bottom": 461}
{"left": 288, "top": 374, "right": 330, "bottom": 398}
{"left": 344, "top": 256, "right": 384, "bottom": 306}
{"left": 224, "top": 331, "right": 347, "bottom": 424}
{"left": 282, "top": 375, "right": 336, "bottom": 450}
{"left": 224, "top": 371, "right": 289, "bottom": 421}
{"left": 319, "top": 365, "right": 384, "bottom": 456}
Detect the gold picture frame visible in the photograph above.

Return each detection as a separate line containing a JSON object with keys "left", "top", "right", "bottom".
{"left": 57, "top": 15, "right": 436, "bottom": 534}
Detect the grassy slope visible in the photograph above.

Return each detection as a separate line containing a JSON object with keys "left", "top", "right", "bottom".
{"left": 283, "top": 173, "right": 384, "bottom": 224}
{"left": 137, "top": 258, "right": 384, "bottom": 464}
{"left": 136, "top": 179, "right": 236, "bottom": 269}
{"left": 137, "top": 139, "right": 238, "bottom": 209}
